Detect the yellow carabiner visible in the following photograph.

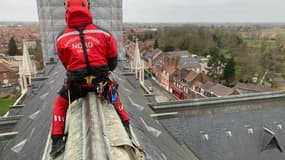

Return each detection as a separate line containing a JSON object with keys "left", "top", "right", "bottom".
{"left": 84, "top": 75, "right": 96, "bottom": 84}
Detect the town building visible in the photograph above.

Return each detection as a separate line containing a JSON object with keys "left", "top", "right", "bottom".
{"left": 159, "top": 51, "right": 202, "bottom": 92}
{"left": 142, "top": 49, "right": 162, "bottom": 70}
{"left": 151, "top": 51, "right": 163, "bottom": 81}
{"left": 199, "top": 81, "right": 239, "bottom": 97}
{"left": 0, "top": 57, "right": 17, "bottom": 87}
{"left": 160, "top": 65, "right": 176, "bottom": 91}
{"left": 172, "top": 69, "right": 209, "bottom": 99}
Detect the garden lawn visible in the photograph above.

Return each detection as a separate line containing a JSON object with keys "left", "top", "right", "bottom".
{"left": 0, "top": 98, "right": 15, "bottom": 116}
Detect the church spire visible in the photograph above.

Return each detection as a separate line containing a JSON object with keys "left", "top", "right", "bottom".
{"left": 21, "top": 43, "right": 36, "bottom": 76}
{"left": 19, "top": 41, "right": 37, "bottom": 93}
{"left": 134, "top": 39, "right": 141, "bottom": 79}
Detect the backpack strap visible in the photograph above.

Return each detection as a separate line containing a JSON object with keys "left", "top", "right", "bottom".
{"left": 76, "top": 27, "right": 92, "bottom": 75}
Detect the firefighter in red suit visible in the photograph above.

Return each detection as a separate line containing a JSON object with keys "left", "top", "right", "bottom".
{"left": 50, "top": 0, "right": 130, "bottom": 158}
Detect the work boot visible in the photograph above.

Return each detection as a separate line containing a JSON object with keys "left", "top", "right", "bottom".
{"left": 50, "top": 135, "right": 66, "bottom": 159}
{"left": 123, "top": 120, "right": 132, "bottom": 139}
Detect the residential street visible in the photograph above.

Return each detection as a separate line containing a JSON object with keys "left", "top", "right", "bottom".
{"left": 119, "top": 60, "right": 177, "bottom": 103}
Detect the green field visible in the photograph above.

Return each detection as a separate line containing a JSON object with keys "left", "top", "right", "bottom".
{"left": 0, "top": 98, "right": 15, "bottom": 116}
{"left": 244, "top": 39, "right": 277, "bottom": 48}
{"left": 279, "top": 34, "right": 285, "bottom": 41}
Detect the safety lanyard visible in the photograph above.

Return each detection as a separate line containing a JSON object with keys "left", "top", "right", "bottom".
{"left": 76, "top": 27, "right": 92, "bottom": 75}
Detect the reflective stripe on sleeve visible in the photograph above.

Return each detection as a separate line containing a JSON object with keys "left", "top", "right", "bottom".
{"left": 57, "top": 29, "right": 110, "bottom": 42}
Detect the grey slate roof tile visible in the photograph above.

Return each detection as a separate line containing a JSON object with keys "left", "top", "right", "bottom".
{"left": 155, "top": 92, "right": 285, "bottom": 160}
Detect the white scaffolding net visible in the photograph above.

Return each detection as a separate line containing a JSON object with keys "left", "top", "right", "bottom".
{"left": 36, "top": 0, "right": 123, "bottom": 63}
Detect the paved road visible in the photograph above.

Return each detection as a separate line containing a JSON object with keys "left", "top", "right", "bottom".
{"left": 119, "top": 60, "right": 177, "bottom": 103}
{"left": 144, "top": 78, "right": 177, "bottom": 102}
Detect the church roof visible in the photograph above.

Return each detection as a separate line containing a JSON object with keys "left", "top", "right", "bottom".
{"left": 0, "top": 63, "right": 195, "bottom": 160}
{"left": 150, "top": 91, "right": 285, "bottom": 160}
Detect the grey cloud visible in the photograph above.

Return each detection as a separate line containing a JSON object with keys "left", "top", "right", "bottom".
{"left": 0, "top": 0, "right": 38, "bottom": 21}
{"left": 123, "top": 0, "right": 285, "bottom": 22}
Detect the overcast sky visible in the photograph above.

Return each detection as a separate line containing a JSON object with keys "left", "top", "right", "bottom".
{"left": 0, "top": 0, "right": 285, "bottom": 22}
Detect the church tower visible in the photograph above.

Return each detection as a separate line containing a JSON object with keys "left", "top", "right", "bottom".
{"left": 36, "top": 0, "right": 123, "bottom": 63}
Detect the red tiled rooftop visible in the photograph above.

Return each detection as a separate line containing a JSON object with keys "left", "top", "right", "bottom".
{"left": 209, "top": 83, "right": 236, "bottom": 96}
{"left": 184, "top": 71, "right": 199, "bottom": 82}
{"left": 164, "top": 66, "right": 176, "bottom": 74}
{"left": 202, "top": 81, "right": 236, "bottom": 96}
{"left": 0, "top": 62, "right": 10, "bottom": 72}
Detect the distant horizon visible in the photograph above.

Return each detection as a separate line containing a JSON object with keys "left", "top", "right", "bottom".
{"left": 1, "top": 0, "right": 285, "bottom": 24}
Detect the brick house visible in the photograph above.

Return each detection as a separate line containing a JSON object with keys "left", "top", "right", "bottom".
{"left": 160, "top": 65, "right": 176, "bottom": 91}
{"left": 178, "top": 55, "right": 201, "bottom": 72}
{"left": 143, "top": 49, "right": 161, "bottom": 69}
{"left": 171, "top": 68, "right": 192, "bottom": 99}
{"left": 184, "top": 71, "right": 209, "bottom": 99}
{"left": 158, "top": 51, "right": 188, "bottom": 88}
{"left": 172, "top": 69, "right": 209, "bottom": 99}
{"left": 163, "top": 51, "right": 201, "bottom": 72}
{"left": 155, "top": 51, "right": 202, "bottom": 91}
{"left": 199, "top": 81, "right": 239, "bottom": 97}
{"left": 142, "top": 49, "right": 162, "bottom": 78}
{"left": 0, "top": 58, "right": 18, "bottom": 87}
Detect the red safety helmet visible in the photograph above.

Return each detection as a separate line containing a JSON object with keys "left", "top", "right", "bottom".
{"left": 64, "top": 0, "right": 89, "bottom": 9}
